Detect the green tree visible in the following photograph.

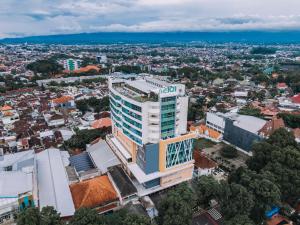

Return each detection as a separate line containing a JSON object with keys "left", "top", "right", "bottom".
{"left": 40, "top": 206, "right": 63, "bottom": 225}
{"left": 70, "top": 208, "right": 100, "bottom": 225}
{"left": 247, "top": 142, "right": 279, "bottom": 171}
{"left": 104, "top": 209, "right": 127, "bottom": 225}
{"left": 238, "top": 106, "right": 262, "bottom": 118}
{"left": 267, "top": 128, "right": 297, "bottom": 148}
{"left": 17, "top": 207, "right": 41, "bottom": 225}
{"left": 123, "top": 214, "right": 151, "bottom": 225}
{"left": 230, "top": 169, "right": 281, "bottom": 221}
{"left": 75, "top": 100, "right": 89, "bottom": 113}
{"left": 64, "top": 127, "right": 111, "bottom": 150}
{"left": 250, "top": 47, "right": 277, "bottom": 55}
{"left": 220, "top": 145, "right": 238, "bottom": 159}
{"left": 278, "top": 113, "right": 300, "bottom": 129}
{"left": 27, "top": 59, "right": 63, "bottom": 76}
{"left": 219, "top": 183, "right": 254, "bottom": 219}
{"left": 157, "top": 183, "right": 194, "bottom": 225}
{"left": 224, "top": 215, "right": 255, "bottom": 225}
{"left": 193, "top": 176, "right": 220, "bottom": 207}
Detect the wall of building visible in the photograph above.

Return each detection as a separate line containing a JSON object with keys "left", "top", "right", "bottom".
{"left": 176, "top": 96, "right": 189, "bottom": 135}
{"left": 160, "top": 165, "right": 193, "bottom": 188}
{"left": 206, "top": 112, "right": 226, "bottom": 133}
{"left": 144, "top": 178, "right": 160, "bottom": 189}
{"left": 223, "top": 119, "right": 263, "bottom": 152}
{"left": 136, "top": 143, "right": 159, "bottom": 175}
{"left": 114, "top": 127, "right": 137, "bottom": 162}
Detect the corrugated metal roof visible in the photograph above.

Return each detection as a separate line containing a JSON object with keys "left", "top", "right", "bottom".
{"left": 69, "top": 152, "right": 95, "bottom": 173}
{"left": 36, "top": 148, "right": 75, "bottom": 217}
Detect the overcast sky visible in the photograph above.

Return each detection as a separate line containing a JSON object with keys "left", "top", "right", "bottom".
{"left": 1, "top": 0, "right": 300, "bottom": 38}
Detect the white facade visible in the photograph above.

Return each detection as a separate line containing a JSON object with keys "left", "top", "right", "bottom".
{"left": 108, "top": 76, "right": 195, "bottom": 195}
{"left": 62, "top": 59, "right": 82, "bottom": 71}
{"left": 109, "top": 76, "right": 188, "bottom": 145}
{"left": 206, "top": 112, "right": 226, "bottom": 133}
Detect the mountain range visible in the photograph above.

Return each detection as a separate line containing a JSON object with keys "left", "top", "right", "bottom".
{"left": 1, "top": 31, "right": 300, "bottom": 45}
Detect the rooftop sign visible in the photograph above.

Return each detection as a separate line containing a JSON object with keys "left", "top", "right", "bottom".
{"left": 160, "top": 86, "right": 177, "bottom": 95}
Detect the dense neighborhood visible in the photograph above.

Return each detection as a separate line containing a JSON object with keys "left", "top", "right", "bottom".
{"left": 0, "top": 42, "right": 300, "bottom": 225}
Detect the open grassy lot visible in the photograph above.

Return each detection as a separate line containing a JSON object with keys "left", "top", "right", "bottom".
{"left": 194, "top": 138, "right": 217, "bottom": 149}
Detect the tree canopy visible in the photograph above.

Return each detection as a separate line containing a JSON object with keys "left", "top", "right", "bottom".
{"left": 76, "top": 96, "right": 109, "bottom": 113}
{"left": 27, "top": 59, "right": 63, "bottom": 75}
{"left": 17, "top": 206, "right": 62, "bottom": 225}
{"left": 220, "top": 145, "right": 238, "bottom": 159}
{"left": 64, "top": 127, "right": 111, "bottom": 150}
{"left": 157, "top": 183, "right": 195, "bottom": 225}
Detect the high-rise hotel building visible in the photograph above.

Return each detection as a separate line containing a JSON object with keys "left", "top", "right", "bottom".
{"left": 107, "top": 76, "right": 195, "bottom": 195}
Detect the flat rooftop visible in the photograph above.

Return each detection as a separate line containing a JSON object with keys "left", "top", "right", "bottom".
{"left": 111, "top": 76, "right": 175, "bottom": 102}
{"left": 126, "top": 80, "right": 159, "bottom": 94}
{"left": 36, "top": 148, "right": 75, "bottom": 217}
{"left": 87, "top": 140, "right": 120, "bottom": 174}
{"left": 0, "top": 171, "right": 32, "bottom": 197}
{"left": 108, "top": 165, "right": 137, "bottom": 198}
{"left": 231, "top": 114, "right": 266, "bottom": 134}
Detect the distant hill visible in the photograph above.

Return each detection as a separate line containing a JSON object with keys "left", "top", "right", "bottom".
{"left": 1, "top": 31, "right": 300, "bottom": 45}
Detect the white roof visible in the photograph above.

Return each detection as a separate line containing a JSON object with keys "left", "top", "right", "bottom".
{"left": 87, "top": 140, "right": 120, "bottom": 173}
{"left": 126, "top": 80, "right": 159, "bottom": 94}
{"left": 36, "top": 148, "right": 75, "bottom": 217}
{"left": 59, "top": 129, "right": 74, "bottom": 141}
{"left": 39, "top": 130, "right": 54, "bottom": 138}
{"left": 232, "top": 115, "right": 266, "bottom": 134}
{"left": 0, "top": 171, "right": 32, "bottom": 197}
{"left": 144, "top": 77, "right": 171, "bottom": 87}
{"left": 0, "top": 150, "right": 34, "bottom": 170}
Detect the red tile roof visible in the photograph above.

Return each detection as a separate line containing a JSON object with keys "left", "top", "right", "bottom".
{"left": 0, "top": 105, "right": 13, "bottom": 111}
{"left": 277, "top": 82, "right": 288, "bottom": 88}
{"left": 190, "top": 125, "right": 221, "bottom": 140}
{"left": 51, "top": 96, "right": 74, "bottom": 104}
{"left": 193, "top": 151, "right": 217, "bottom": 169}
{"left": 291, "top": 94, "right": 300, "bottom": 104}
{"left": 259, "top": 117, "right": 285, "bottom": 137}
{"left": 70, "top": 175, "right": 118, "bottom": 209}
{"left": 266, "top": 214, "right": 292, "bottom": 225}
{"left": 91, "top": 118, "right": 112, "bottom": 129}
{"left": 293, "top": 128, "right": 300, "bottom": 139}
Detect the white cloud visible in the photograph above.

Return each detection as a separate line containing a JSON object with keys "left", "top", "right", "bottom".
{"left": 0, "top": 0, "right": 300, "bottom": 37}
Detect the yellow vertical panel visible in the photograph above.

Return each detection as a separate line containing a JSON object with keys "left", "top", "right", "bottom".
{"left": 159, "top": 140, "right": 167, "bottom": 172}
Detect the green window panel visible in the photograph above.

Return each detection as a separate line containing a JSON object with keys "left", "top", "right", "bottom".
{"left": 110, "top": 103, "right": 120, "bottom": 115}
{"left": 110, "top": 91, "right": 121, "bottom": 101}
{"left": 161, "top": 108, "right": 176, "bottom": 114}
{"left": 161, "top": 104, "right": 176, "bottom": 110}
{"left": 161, "top": 112, "right": 175, "bottom": 118}
{"left": 123, "top": 129, "right": 142, "bottom": 145}
{"left": 161, "top": 116, "right": 176, "bottom": 123}
{"left": 111, "top": 110, "right": 121, "bottom": 122}
{"left": 161, "top": 96, "right": 176, "bottom": 102}
{"left": 161, "top": 124, "right": 175, "bottom": 130}
{"left": 161, "top": 131, "right": 175, "bottom": 139}
{"left": 123, "top": 122, "right": 142, "bottom": 137}
{"left": 123, "top": 100, "right": 142, "bottom": 112}
{"left": 122, "top": 107, "right": 142, "bottom": 121}
{"left": 161, "top": 120, "right": 175, "bottom": 127}
{"left": 123, "top": 115, "right": 142, "bottom": 129}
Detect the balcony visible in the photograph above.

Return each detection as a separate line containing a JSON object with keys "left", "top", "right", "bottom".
{"left": 149, "top": 116, "right": 160, "bottom": 123}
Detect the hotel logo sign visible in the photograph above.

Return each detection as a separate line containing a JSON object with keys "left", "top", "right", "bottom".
{"left": 160, "top": 86, "right": 177, "bottom": 95}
